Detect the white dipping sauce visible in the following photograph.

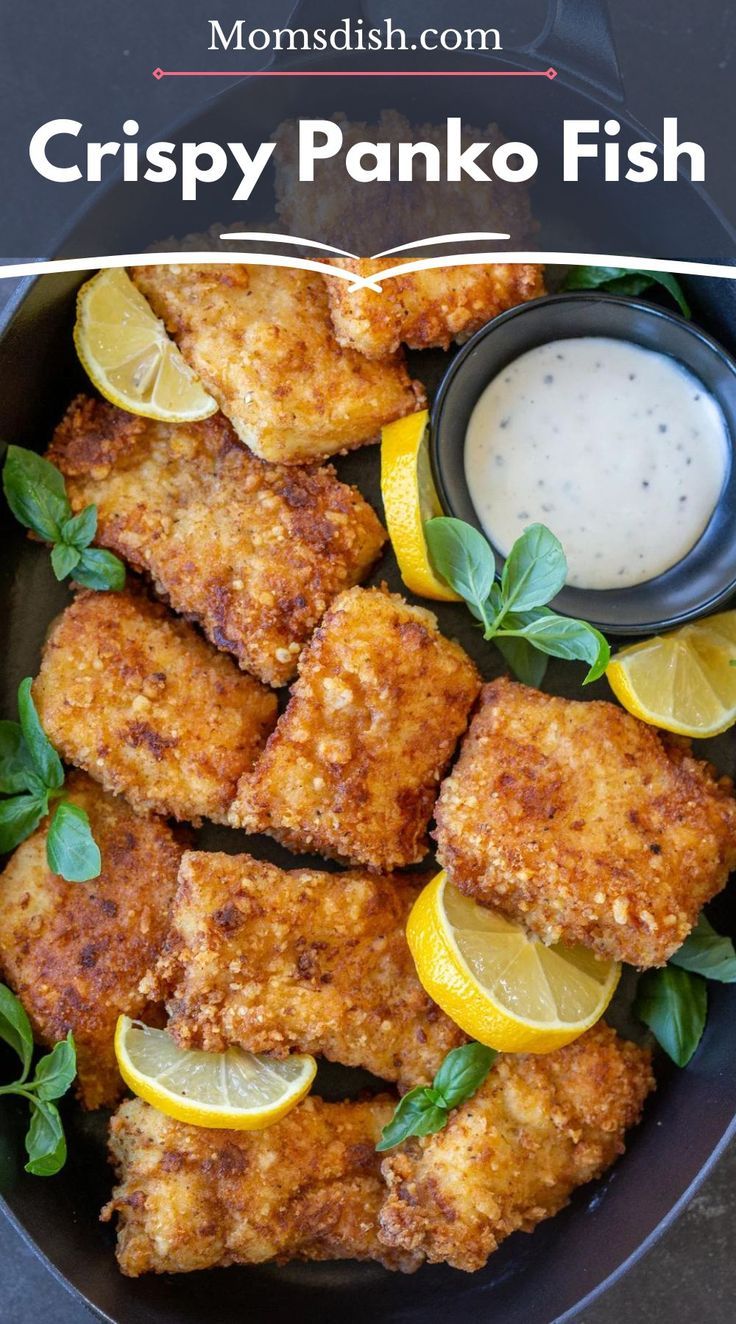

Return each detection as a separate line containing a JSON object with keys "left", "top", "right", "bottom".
{"left": 464, "top": 336, "right": 730, "bottom": 589}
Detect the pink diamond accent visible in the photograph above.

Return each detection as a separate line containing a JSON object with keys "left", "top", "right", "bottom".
{"left": 153, "top": 67, "right": 164, "bottom": 80}
{"left": 546, "top": 67, "right": 558, "bottom": 79}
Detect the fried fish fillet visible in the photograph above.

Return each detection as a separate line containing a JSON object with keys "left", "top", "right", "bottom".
{"left": 230, "top": 586, "right": 481, "bottom": 869}
{"left": 379, "top": 1023, "right": 654, "bottom": 1272}
{"left": 434, "top": 678, "right": 736, "bottom": 967}
{"left": 324, "top": 260, "right": 546, "bottom": 358}
{"left": 147, "top": 851, "right": 465, "bottom": 1086}
{"left": 33, "top": 588, "right": 277, "bottom": 823}
{"left": 0, "top": 773, "right": 182, "bottom": 1109}
{"left": 47, "top": 397, "right": 387, "bottom": 687}
{"left": 102, "top": 1094, "right": 422, "bottom": 1275}
{"left": 130, "top": 262, "right": 424, "bottom": 464}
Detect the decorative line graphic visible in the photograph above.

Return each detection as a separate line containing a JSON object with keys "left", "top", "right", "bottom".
{"left": 153, "top": 67, "right": 558, "bottom": 80}
{"left": 2, "top": 252, "right": 736, "bottom": 290}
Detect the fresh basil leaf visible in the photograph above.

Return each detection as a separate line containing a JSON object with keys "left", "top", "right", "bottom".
{"left": 500, "top": 524, "right": 567, "bottom": 612}
{"left": 72, "top": 546, "right": 126, "bottom": 591}
{"left": 0, "top": 721, "right": 35, "bottom": 795}
{"left": 24, "top": 1098, "right": 67, "bottom": 1176}
{"left": 60, "top": 504, "right": 97, "bottom": 550}
{"left": 494, "top": 636, "right": 550, "bottom": 687}
{"left": 50, "top": 542, "right": 81, "bottom": 582}
{"left": 635, "top": 966, "right": 707, "bottom": 1067}
{"left": 0, "top": 983, "right": 33, "bottom": 1079}
{"left": 2, "top": 446, "right": 71, "bottom": 543}
{"left": 432, "top": 1042, "right": 496, "bottom": 1110}
{"left": 17, "top": 678, "right": 64, "bottom": 790}
{"left": 375, "top": 1087, "right": 447, "bottom": 1152}
{"left": 33, "top": 1033, "right": 77, "bottom": 1101}
{"left": 670, "top": 914, "right": 736, "bottom": 983}
{"left": 505, "top": 615, "right": 610, "bottom": 683}
{"left": 46, "top": 801, "right": 101, "bottom": 882}
{"left": 563, "top": 266, "right": 690, "bottom": 318}
{"left": 0, "top": 792, "right": 47, "bottom": 854}
{"left": 425, "top": 518, "right": 495, "bottom": 615}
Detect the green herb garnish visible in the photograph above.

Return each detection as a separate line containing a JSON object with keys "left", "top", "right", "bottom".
{"left": 2, "top": 445, "right": 125, "bottom": 590}
{"left": 563, "top": 266, "right": 691, "bottom": 318}
{"left": 634, "top": 913, "right": 736, "bottom": 1066}
{"left": 376, "top": 1042, "right": 496, "bottom": 1151}
{"left": 0, "top": 983, "right": 75, "bottom": 1175}
{"left": 425, "top": 518, "right": 609, "bottom": 686}
{"left": 0, "top": 679, "right": 100, "bottom": 881}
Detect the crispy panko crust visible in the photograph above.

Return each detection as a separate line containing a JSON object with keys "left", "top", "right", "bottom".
{"left": 102, "top": 1094, "right": 422, "bottom": 1275}
{"left": 434, "top": 678, "right": 736, "bottom": 967}
{"left": 0, "top": 773, "right": 183, "bottom": 1109}
{"left": 47, "top": 397, "right": 387, "bottom": 687}
{"left": 33, "top": 588, "right": 277, "bottom": 824}
{"left": 379, "top": 1023, "right": 654, "bottom": 1272}
{"left": 130, "top": 262, "right": 424, "bottom": 464}
{"left": 230, "top": 586, "right": 481, "bottom": 869}
{"left": 148, "top": 851, "right": 465, "bottom": 1086}
{"left": 324, "top": 260, "right": 546, "bottom": 358}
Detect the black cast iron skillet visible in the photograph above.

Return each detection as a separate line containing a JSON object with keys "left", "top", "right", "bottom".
{"left": 2, "top": 3, "right": 736, "bottom": 1322}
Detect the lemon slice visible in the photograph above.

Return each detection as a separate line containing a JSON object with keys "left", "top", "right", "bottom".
{"left": 74, "top": 268, "right": 217, "bottom": 422}
{"left": 114, "top": 1016, "right": 316, "bottom": 1129}
{"left": 407, "top": 872, "right": 620, "bottom": 1054}
{"left": 606, "top": 611, "right": 736, "bottom": 738}
{"left": 380, "top": 410, "right": 460, "bottom": 601}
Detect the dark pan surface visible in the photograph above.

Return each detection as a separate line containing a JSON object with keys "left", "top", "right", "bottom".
{"left": 1, "top": 266, "right": 736, "bottom": 1324}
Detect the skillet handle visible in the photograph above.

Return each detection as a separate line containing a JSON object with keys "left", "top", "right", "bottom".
{"left": 524, "top": 0, "right": 624, "bottom": 104}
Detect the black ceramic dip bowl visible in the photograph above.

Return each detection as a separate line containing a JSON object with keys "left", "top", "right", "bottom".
{"left": 430, "top": 291, "right": 736, "bottom": 635}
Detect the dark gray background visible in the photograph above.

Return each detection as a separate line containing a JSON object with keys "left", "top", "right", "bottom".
{"left": 1, "top": 1, "right": 735, "bottom": 1320}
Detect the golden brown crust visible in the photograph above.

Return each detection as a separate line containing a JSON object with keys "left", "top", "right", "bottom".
{"left": 33, "top": 588, "right": 277, "bottom": 823}
{"left": 102, "top": 1094, "right": 422, "bottom": 1275}
{"left": 230, "top": 585, "right": 481, "bottom": 869}
{"left": 47, "top": 397, "right": 387, "bottom": 687}
{"left": 129, "top": 263, "right": 425, "bottom": 464}
{"left": 379, "top": 1023, "right": 655, "bottom": 1272}
{"left": 0, "top": 773, "right": 183, "bottom": 1109}
{"left": 434, "top": 678, "right": 736, "bottom": 967}
{"left": 324, "top": 260, "right": 546, "bottom": 358}
{"left": 149, "top": 851, "right": 465, "bottom": 1086}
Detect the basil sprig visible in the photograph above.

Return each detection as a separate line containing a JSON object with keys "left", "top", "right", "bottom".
{"left": 0, "top": 983, "right": 76, "bottom": 1176}
{"left": 0, "top": 679, "right": 101, "bottom": 882}
{"left": 563, "top": 266, "right": 691, "bottom": 318}
{"left": 2, "top": 445, "right": 125, "bottom": 590}
{"left": 376, "top": 1042, "right": 496, "bottom": 1151}
{"left": 634, "top": 914, "right": 736, "bottom": 1067}
{"left": 425, "top": 518, "right": 609, "bottom": 686}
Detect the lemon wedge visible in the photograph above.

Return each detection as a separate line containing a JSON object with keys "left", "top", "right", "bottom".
{"left": 74, "top": 268, "right": 217, "bottom": 422}
{"left": 606, "top": 610, "right": 736, "bottom": 738}
{"left": 406, "top": 872, "right": 620, "bottom": 1054}
{"left": 114, "top": 1017, "right": 317, "bottom": 1129}
{"left": 380, "top": 409, "right": 460, "bottom": 601}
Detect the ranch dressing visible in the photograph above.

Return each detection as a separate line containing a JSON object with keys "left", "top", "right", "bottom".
{"left": 464, "top": 336, "right": 730, "bottom": 589}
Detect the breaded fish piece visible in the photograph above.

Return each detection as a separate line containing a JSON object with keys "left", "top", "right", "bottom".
{"left": 130, "top": 263, "right": 424, "bottom": 464}
{"left": 379, "top": 1023, "right": 654, "bottom": 1272}
{"left": 102, "top": 1094, "right": 422, "bottom": 1275}
{"left": 434, "top": 678, "right": 736, "bottom": 967}
{"left": 230, "top": 586, "right": 481, "bottom": 869}
{"left": 147, "top": 851, "right": 465, "bottom": 1086}
{"left": 47, "top": 397, "right": 387, "bottom": 687}
{"left": 0, "top": 773, "right": 182, "bottom": 1109}
{"left": 324, "top": 260, "right": 546, "bottom": 358}
{"left": 33, "top": 588, "right": 277, "bottom": 823}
